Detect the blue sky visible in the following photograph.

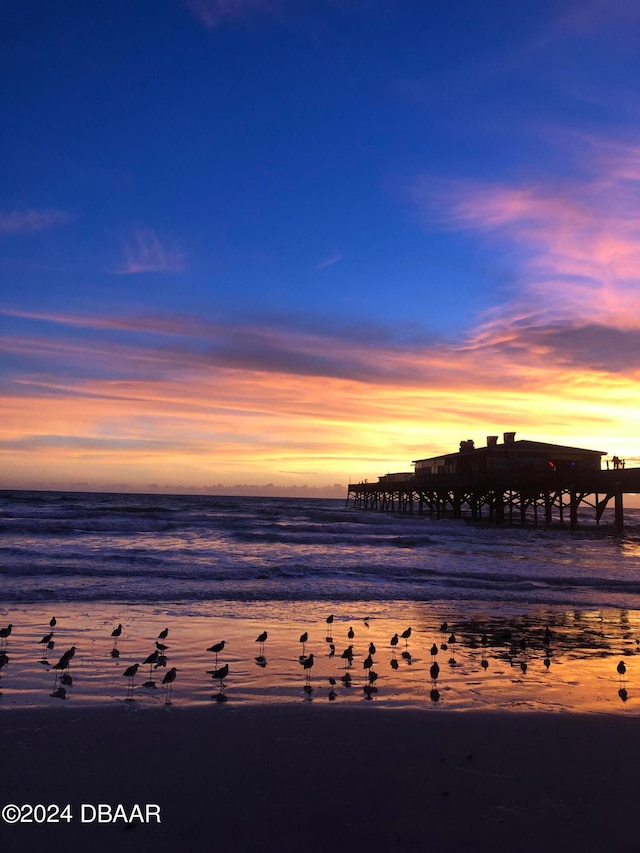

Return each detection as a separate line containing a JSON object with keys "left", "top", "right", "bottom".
{"left": 2, "top": 0, "right": 640, "bottom": 493}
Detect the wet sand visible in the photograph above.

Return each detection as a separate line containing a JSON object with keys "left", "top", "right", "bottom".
{"left": 1, "top": 704, "right": 639, "bottom": 853}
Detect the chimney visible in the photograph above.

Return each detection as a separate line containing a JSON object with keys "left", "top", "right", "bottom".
{"left": 503, "top": 431, "right": 516, "bottom": 444}
{"left": 487, "top": 435, "right": 498, "bottom": 447}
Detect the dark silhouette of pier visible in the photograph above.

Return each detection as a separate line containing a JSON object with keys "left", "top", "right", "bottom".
{"left": 347, "top": 433, "right": 640, "bottom": 530}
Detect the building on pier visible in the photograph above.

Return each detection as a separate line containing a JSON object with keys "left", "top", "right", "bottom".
{"left": 348, "top": 432, "right": 640, "bottom": 530}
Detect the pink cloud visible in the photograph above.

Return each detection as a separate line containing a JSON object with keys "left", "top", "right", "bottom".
{"left": 118, "top": 229, "right": 185, "bottom": 274}
{"left": 186, "top": 0, "right": 280, "bottom": 29}
{"left": 413, "top": 136, "right": 640, "bottom": 333}
{"left": 0, "top": 209, "right": 73, "bottom": 235}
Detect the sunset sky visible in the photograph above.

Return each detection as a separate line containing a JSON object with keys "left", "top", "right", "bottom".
{"left": 2, "top": 0, "right": 640, "bottom": 496}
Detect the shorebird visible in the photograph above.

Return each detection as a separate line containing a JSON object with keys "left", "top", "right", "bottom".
{"left": 111, "top": 624, "right": 123, "bottom": 644}
{"left": 255, "top": 631, "right": 268, "bottom": 657}
{"left": 302, "top": 653, "right": 314, "bottom": 682}
{"left": 326, "top": 614, "right": 334, "bottom": 628}
{"left": 363, "top": 654, "right": 373, "bottom": 672}
{"left": 617, "top": 660, "right": 627, "bottom": 685}
{"left": 143, "top": 649, "right": 160, "bottom": 679}
{"left": 401, "top": 627, "right": 412, "bottom": 649}
{"left": 123, "top": 663, "right": 139, "bottom": 697}
{"left": 0, "top": 651, "right": 8, "bottom": 677}
{"left": 368, "top": 642, "right": 376, "bottom": 656}
{"left": 390, "top": 633, "right": 399, "bottom": 648}
{"left": 347, "top": 626, "right": 355, "bottom": 641}
{"left": 155, "top": 641, "right": 169, "bottom": 652}
{"left": 39, "top": 632, "right": 54, "bottom": 648}
{"left": 158, "top": 628, "right": 169, "bottom": 640}
{"left": 430, "top": 661, "right": 440, "bottom": 681}
{"left": 49, "top": 617, "right": 57, "bottom": 629}
{"left": 0, "top": 624, "right": 13, "bottom": 648}
{"left": 162, "top": 667, "right": 177, "bottom": 702}
{"left": 299, "top": 631, "right": 308, "bottom": 657}
{"left": 210, "top": 663, "right": 229, "bottom": 690}
{"left": 430, "top": 643, "right": 439, "bottom": 658}
{"left": 207, "top": 640, "right": 225, "bottom": 666}
{"left": 341, "top": 645, "right": 353, "bottom": 668}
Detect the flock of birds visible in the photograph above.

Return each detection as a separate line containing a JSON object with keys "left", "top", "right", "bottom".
{"left": 0, "top": 615, "right": 634, "bottom": 705}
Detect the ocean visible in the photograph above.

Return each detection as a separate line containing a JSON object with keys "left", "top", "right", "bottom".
{"left": 1, "top": 489, "right": 639, "bottom": 711}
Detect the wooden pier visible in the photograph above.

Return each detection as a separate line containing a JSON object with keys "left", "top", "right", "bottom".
{"left": 347, "top": 435, "right": 640, "bottom": 530}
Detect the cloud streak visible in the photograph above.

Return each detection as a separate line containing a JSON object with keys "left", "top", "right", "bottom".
{"left": 186, "top": 0, "right": 280, "bottom": 29}
{"left": 118, "top": 229, "right": 185, "bottom": 275}
{"left": 0, "top": 209, "right": 73, "bottom": 235}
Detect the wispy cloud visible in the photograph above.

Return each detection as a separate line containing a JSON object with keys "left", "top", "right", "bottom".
{"left": 186, "top": 0, "right": 280, "bottom": 29}
{"left": 118, "top": 229, "right": 185, "bottom": 275}
{"left": 0, "top": 209, "right": 73, "bottom": 235}
{"left": 412, "top": 133, "right": 640, "bottom": 335}
{"left": 314, "top": 253, "right": 343, "bottom": 271}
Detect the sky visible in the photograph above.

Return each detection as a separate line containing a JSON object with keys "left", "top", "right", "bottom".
{"left": 2, "top": 0, "right": 640, "bottom": 496}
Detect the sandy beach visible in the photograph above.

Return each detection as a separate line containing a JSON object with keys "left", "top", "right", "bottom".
{"left": 1, "top": 704, "right": 639, "bottom": 853}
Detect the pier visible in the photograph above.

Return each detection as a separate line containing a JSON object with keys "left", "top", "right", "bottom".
{"left": 347, "top": 433, "right": 640, "bottom": 530}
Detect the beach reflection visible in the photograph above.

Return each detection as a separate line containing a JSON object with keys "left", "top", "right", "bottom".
{"left": 0, "top": 601, "right": 638, "bottom": 713}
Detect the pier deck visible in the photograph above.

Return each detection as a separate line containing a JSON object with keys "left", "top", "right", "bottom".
{"left": 347, "top": 468, "right": 640, "bottom": 530}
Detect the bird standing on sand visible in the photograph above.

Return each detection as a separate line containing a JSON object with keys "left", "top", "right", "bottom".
{"left": 390, "top": 633, "right": 399, "bottom": 648}
{"left": 347, "top": 626, "right": 355, "bottom": 641}
{"left": 401, "top": 627, "right": 412, "bottom": 649}
{"left": 256, "top": 631, "right": 268, "bottom": 657}
{"left": 50, "top": 617, "right": 57, "bottom": 629}
{"left": 162, "top": 667, "right": 177, "bottom": 702}
{"left": 617, "top": 660, "right": 627, "bottom": 685}
{"left": 0, "top": 624, "right": 13, "bottom": 648}
{"left": 143, "top": 649, "right": 160, "bottom": 679}
{"left": 207, "top": 640, "right": 225, "bottom": 666}
{"left": 302, "top": 653, "right": 314, "bottom": 688}
{"left": 210, "top": 663, "right": 229, "bottom": 691}
{"left": 111, "top": 624, "right": 123, "bottom": 645}
{"left": 158, "top": 628, "right": 169, "bottom": 640}
{"left": 299, "top": 631, "right": 308, "bottom": 658}
{"left": 123, "top": 662, "right": 139, "bottom": 698}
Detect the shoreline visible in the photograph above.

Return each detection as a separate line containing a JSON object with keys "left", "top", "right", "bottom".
{"left": 2, "top": 703, "right": 639, "bottom": 852}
